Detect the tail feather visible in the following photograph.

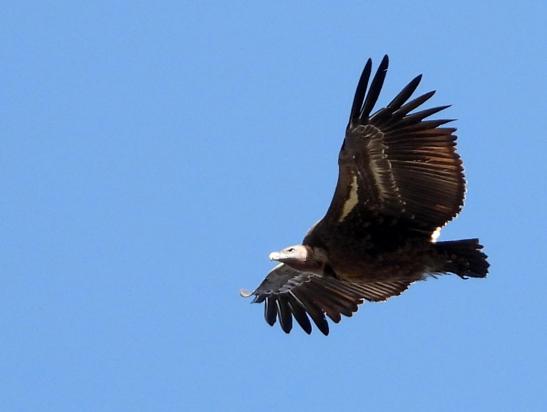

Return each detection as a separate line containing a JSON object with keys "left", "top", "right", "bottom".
{"left": 435, "top": 239, "right": 489, "bottom": 278}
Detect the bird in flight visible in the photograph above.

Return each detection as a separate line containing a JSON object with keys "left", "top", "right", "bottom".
{"left": 241, "top": 55, "right": 489, "bottom": 335}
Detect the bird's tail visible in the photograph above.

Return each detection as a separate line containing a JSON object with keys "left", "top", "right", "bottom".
{"left": 434, "top": 239, "right": 489, "bottom": 278}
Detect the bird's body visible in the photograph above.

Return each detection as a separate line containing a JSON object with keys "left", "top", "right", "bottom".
{"left": 242, "top": 55, "right": 489, "bottom": 335}
{"left": 310, "top": 238, "right": 434, "bottom": 283}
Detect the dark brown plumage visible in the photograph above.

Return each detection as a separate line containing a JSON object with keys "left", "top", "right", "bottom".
{"left": 242, "top": 55, "right": 489, "bottom": 335}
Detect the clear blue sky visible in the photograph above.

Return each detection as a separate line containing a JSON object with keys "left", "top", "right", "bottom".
{"left": 2, "top": 1, "right": 546, "bottom": 411}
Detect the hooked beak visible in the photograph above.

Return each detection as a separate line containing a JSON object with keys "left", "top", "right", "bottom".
{"left": 269, "top": 251, "right": 283, "bottom": 261}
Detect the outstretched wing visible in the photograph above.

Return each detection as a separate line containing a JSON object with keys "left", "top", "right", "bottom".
{"left": 316, "top": 55, "right": 465, "bottom": 238}
{"left": 245, "top": 263, "right": 412, "bottom": 335}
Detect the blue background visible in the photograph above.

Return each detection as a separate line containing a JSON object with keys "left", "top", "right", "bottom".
{"left": 2, "top": 1, "right": 546, "bottom": 411}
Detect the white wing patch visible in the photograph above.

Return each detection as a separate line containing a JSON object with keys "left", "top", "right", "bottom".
{"left": 338, "top": 173, "right": 359, "bottom": 222}
{"left": 431, "top": 226, "right": 442, "bottom": 242}
{"left": 367, "top": 137, "right": 389, "bottom": 201}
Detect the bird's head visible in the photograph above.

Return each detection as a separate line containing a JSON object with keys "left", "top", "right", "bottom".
{"left": 269, "top": 245, "right": 311, "bottom": 265}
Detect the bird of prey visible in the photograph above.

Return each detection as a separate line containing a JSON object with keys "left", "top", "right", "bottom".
{"left": 241, "top": 55, "right": 489, "bottom": 335}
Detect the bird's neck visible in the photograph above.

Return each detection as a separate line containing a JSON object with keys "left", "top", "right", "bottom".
{"left": 287, "top": 246, "right": 329, "bottom": 275}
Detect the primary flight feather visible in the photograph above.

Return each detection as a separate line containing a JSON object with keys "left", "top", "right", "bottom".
{"left": 242, "top": 55, "right": 489, "bottom": 335}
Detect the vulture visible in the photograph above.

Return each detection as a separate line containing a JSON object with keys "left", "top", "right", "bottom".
{"left": 241, "top": 55, "right": 489, "bottom": 335}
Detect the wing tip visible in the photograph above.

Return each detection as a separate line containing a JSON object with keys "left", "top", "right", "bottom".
{"left": 239, "top": 288, "right": 253, "bottom": 298}
{"left": 380, "top": 54, "right": 389, "bottom": 69}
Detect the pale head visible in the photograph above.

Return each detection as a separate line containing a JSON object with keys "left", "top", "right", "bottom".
{"left": 268, "top": 245, "right": 310, "bottom": 264}
{"left": 268, "top": 244, "right": 329, "bottom": 274}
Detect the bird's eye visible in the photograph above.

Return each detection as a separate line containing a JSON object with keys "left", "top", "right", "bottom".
{"left": 287, "top": 248, "right": 294, "bottom": 252}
